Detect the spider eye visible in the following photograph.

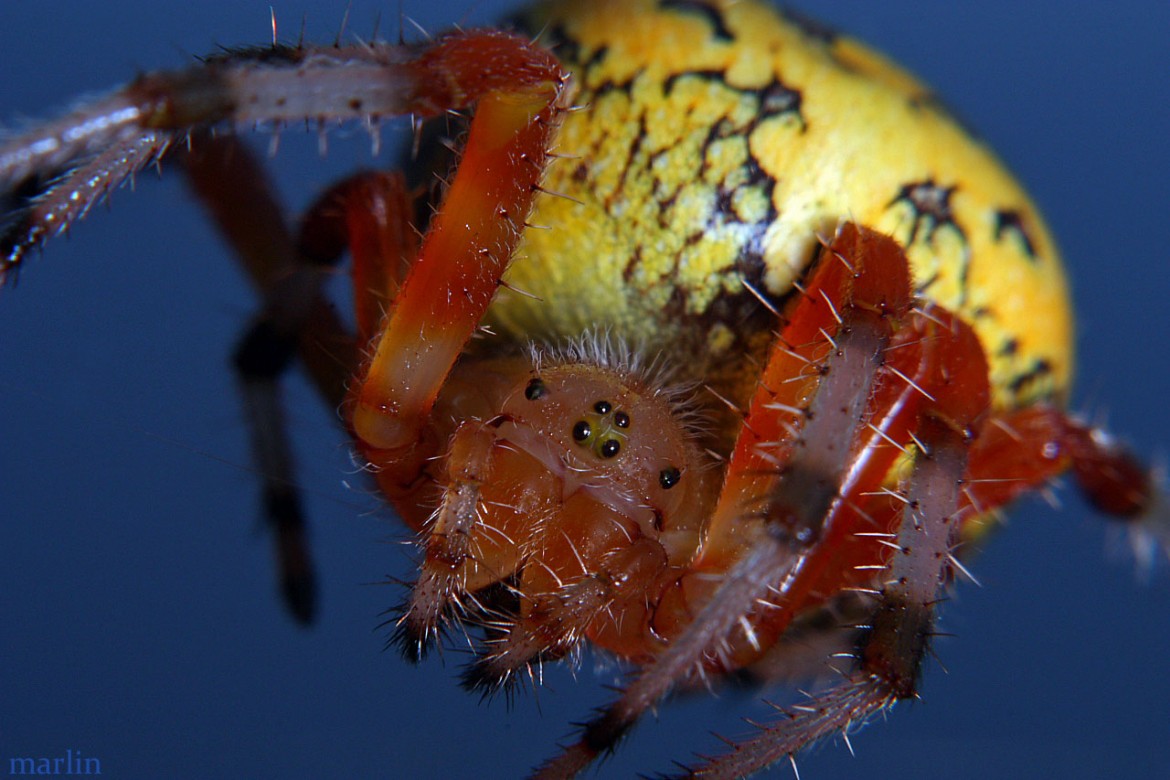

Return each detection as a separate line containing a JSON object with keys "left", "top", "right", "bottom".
{"left": 525, "top": 378, "right": 548, "bottom": 400}
{"left": 571, "top": 400, "right": 629, "bottom": 460}
{"left": 658, "top": 466, "right": 681, "bottom": 490}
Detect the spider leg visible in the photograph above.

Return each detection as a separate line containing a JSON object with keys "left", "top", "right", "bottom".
{"left": 297, "top": 171, "right": 419, "bottom": 346}
{"left": 0, "top": 132, "right": 172, "bottom": 284}
{"left": 182, "top": 137, "right": 433, "bottom": 622}
{"left": 1061, "top": 419, "right": 1170, "bottom": 563}
{"left": 963, "top": 404, "right": 1165, "bottom": 563}
{"left": 681, "top": 383, "right": 982, "bottom": 776}
{"left": 676, "top": 294, "right": 993, "bottom": 778}
{"left": 181, "top": 131, "right": 357, "bottom": 623}
{"left": 347, "top": 39, "right": 569, "bottom": 463}
{"left": 394, "top": 420, "right": 544, "bottom": 660}
{"left": 463, "top": 537, "right": 671, "bottom": 693}
{"left": 0, "top": 31, "right": 567, "bottom": 285}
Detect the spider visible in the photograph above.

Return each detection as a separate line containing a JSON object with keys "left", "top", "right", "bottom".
{"left": 2, "top": 1, "right": 1170, "bottom": 780}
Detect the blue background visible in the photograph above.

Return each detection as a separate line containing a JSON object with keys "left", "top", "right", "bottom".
{"left": 2, "top": 2, "right": 1169, "bottom": 778}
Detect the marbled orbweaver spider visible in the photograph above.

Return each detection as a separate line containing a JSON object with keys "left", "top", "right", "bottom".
{"left": 2, "top": 1, "right": 1170, "bottom": 780}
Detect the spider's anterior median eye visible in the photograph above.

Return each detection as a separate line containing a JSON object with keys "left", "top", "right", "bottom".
{"left": 659, "top": 466, "right": 681, "bottom": 490}
{"left": 525, "top": 378, "right": 548, "bottom": 401}
{"left": 571, "top": 397, "right": 632, "bottom": 460}
{"left": 571, "top": 410, "right": 628, "bottom": 459}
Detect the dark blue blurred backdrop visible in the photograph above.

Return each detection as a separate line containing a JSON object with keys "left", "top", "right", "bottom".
{"left": 2, "top": 2, "right": 1168, "bottom": 778}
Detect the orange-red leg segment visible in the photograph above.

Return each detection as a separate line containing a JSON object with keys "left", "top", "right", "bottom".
{"left": 686, "top": 308, "right": 991, "bottom": 780}
{"left": 350, "top": 34, "right": 569, "bottom": 462}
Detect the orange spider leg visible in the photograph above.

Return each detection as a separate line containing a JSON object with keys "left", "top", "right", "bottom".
{"left": 962, "top": 405, "right": 1154, "bottom": 523}
{"left": 394, "top": 419, "right": 557, "bottom": 659}
{"left": 651, "top": 225, "right": 918, "bottom": 663}
{"left": 690, "top": 226, "right": 929, "bottom": 567}
{"left": 685, "top": 293, "right": 993, "bottom": 780}
{"left": 694, "top": 306, "right": 984, "bottom": 671}
{"left": 297, "top": 171, "right": 419, "bottom": 344}
{"left": 349, "top": 34, "right": 569, "bottom": 462}
{"left": 465, "top": 501, "right": 667, "bottom": 687}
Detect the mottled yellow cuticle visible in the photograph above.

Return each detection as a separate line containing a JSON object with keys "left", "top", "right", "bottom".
{"left": 491, "top": 0, "right": 1071, "bottom": 415}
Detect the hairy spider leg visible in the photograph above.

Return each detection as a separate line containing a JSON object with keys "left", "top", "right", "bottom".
{"left": 162, "top": 31, "right": 567, "bottom": 623}
{"left": 683, "top": 304, "right": 991, "bottom": 780}
{"left": 0, "top": 30, "right": 566, "bottom": 284}
{"left": 347, "top": 34, "right": 570, "bottom": 460}
{"left": 181, "top": 131, "right": 358, "bottom": 623}
{"left": 277, "top": 34, "right": 573, "bottom": 654}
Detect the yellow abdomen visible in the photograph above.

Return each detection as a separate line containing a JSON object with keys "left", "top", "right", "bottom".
{"left": 490, "top": 0, "right": 1070, "bottom": 412}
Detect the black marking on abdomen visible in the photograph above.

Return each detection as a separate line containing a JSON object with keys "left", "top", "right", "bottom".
{"left": 660, "top": 0, "right": 735, "bottom": 41}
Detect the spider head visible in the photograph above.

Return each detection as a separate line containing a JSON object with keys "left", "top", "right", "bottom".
{"left": 502, "top": 361, "right": 710, "bottom": 556}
